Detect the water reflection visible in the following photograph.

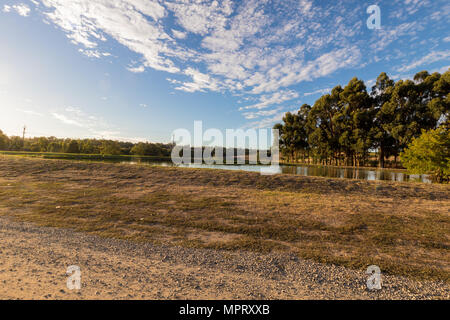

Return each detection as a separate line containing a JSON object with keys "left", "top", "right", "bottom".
{"left": 280, "top": 164, "right": 430, "bottom": 183}
{"left": 116, "top": 159, "right": 431, "bottom": 183}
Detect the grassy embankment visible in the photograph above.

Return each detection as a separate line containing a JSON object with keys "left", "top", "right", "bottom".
{"left": 0, "top": 150, "right": 171, "bottom": 162}
{"left": 0, "top": 155, "right": 448, "bottom": 281}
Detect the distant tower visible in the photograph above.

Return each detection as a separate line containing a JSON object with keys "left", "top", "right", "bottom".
{"left": 22, "top": 125, "right": 26, "bottom": 141}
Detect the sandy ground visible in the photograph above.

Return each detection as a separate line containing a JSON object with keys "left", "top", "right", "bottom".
{"left": 0, "top": 216, "right": 448, "bottom": 300}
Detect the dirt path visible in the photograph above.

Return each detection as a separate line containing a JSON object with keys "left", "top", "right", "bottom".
{"left": 0, "top": 216, "right": 448, "bottom": 300}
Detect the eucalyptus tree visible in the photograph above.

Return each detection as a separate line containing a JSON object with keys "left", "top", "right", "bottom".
{"left": 428, "top": 69, "right": 450, "bottom": 126}
{"left": 307, "top": 87, "right": 343, "bottom": 164}
{"left": 338, "top": 78, "right": 372, "bottom": 166}
{"left": 371, "top": 72, "right": 396, "bottom": 168}
{"left": 383, "top": 73, "right": 442, "bottom": 164}
{"left": 278, "top": 112, "right": 299, "bottom": 162}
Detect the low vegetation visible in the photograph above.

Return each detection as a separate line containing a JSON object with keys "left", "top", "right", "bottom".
{"left": 0, "top": 156, "right": 448, "bottom": 281}
{"left": 401, "top": 126, "right": 450, "bottom": 183}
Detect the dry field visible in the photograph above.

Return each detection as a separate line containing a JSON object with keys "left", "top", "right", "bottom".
{"left": 0, "top": 155, "right": 449, "bottom": 283}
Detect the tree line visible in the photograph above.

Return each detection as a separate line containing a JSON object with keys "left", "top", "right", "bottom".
{"left": 274, "top": 70, "right": 449, "bottom": 168}
{"left": 0, "top": 133, "right": 174, "bottom": 158}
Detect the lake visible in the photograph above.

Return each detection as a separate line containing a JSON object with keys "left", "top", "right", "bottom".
{"left": 115, "top": 159, "right": 432, "bottom": 183}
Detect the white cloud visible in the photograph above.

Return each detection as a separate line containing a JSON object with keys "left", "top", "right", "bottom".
{"left": 242, "top": 107, "right": 284, "bottom": 120}
{"left": 38, "top": 0, "right": 180, "bottom": 73}
{"left": 438, "top": 66, "right": 450, "bottom": 74}
{"left": 370, "top": 22, "right": 419, "bottom": 52}
{"left": 3, "top": 4, "right": 30, "bottom": 16}
{"left": 304, "top": 88, "right": 331, "bottom": 97}
{"left": 241, "top": 90, "right": 299, "bottom": 110}
{"left": 33, "top": 0, "right": 364, "bottom": 99}
{"left": 242, "top": 108, "right": 297, "bottom": 129}
{"left": 166, "top": 0, "right": 233, "bottom": 36}
{"left": 26, "top": 0, "right": 445, "bottom": 128}
{"left": 172, "top": 29, "right": 187, "bottom": 39}
{"left": 52, "top": 106, "right": 148, "bottom": 142}
{"left": 78, "top": 49, "right": 110, "bottom": 58}
{"left": 175, "top": 67, "right": 220, "bottom": 93}
{"left": 52, "top": 106, "right": 108, "bottom": 129}
{"left": 16, "top": 109, "right": 43, "bottom": 117}
{"left": 397, "top": 50, "right": 450, "bottom": 72}
{"left": 127, "top": 65, "right": 146, "bottom": 73}
{"left": 52, "top": 113, "right": 83, "bottom": 127}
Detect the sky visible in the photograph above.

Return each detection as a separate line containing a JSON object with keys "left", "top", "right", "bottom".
{"left": 0, "top": 0, "right": 449, "bottom": 144}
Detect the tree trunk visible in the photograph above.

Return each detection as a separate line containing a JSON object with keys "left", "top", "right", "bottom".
{"left": 378, "top": 147, "right": 385, "bottom": 168}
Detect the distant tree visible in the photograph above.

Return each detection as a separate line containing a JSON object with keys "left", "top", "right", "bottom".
{"left": 401, "top": 126, "right": 450, "bottom": 183}
{"left": 273, "top": 123, "right": 287, "bottom": 158}
{"left": 65, "top": 140, "right": 80, "bottom": 154}
{"left": 131, "top": 142, "right": 147, "bottom": 156}
{"left": 79, "top": 139, "right": 96, "bottom": 154}
{"left": 0, "top": 130, "right": 9, "bottom": 150}
{"left": 100, "top": 140, "right": 121, "bottom": 155}
{"left": 38, "top": 137, "right": 49, "bottom": 152}
{"left": 8, "top": 136, "right": 23, "bottom": 151}
{"left": 47, "top": 141, "right": 62, "bottom": 153}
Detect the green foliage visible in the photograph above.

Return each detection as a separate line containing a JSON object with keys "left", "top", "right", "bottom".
{"left": 0, "top": 131, "right": 174, "bottom": 158}
{"left": 130, "top": 142, "right": 147, "bottom": 156}
{"left": 0, "top": 130, "right": 9, "bottom": 150}
{"left": 401, "top": 126, "right": 450, "bottom": 183}
{"left": 65, "top": 140, "right": 80, "bottom": 154}
{"left": 100, "top": 140, "right": 121, "bottom": 155}
{"left": 274, "top": 69, "right": 449, "bottom": 172}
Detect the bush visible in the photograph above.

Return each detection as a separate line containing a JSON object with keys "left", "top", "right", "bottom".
{"left": 400, "top": 126, "right": 450, "bottom": 183}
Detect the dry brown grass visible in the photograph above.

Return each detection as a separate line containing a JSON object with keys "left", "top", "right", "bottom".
{"left": 0, "top": 155, "right": 449, "bottom": 281}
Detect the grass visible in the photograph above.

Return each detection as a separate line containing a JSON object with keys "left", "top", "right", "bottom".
{"left": 0, "top": 150, "right": 172, "bottom": 162}
{"left": 0, "top": 155, "right": 448, "bottom": 281}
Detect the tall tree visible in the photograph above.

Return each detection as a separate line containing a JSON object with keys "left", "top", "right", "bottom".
{"left": 428, "top": 69, "right": 450, "bottom": 126}
{"left": 383, "top": 73, "right": 441, "bottom": 164}
{"left": 371, "top": 72, "right": 396, "bottom": 168}
{"left": 307, "top": 87, "right": 342, "bottom": 164}
{"left": 339, "top": 78, "right": 372, "bottom": 166}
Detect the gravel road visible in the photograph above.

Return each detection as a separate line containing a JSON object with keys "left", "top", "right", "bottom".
{"left": 0, "top": 216, "right": 448, "bottom": 300}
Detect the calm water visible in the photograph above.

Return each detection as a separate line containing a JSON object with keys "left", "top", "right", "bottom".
{"left": 110, "top": 159, "right": 431, "bottom": 183}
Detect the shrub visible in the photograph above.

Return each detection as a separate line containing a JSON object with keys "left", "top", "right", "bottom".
{"left": 401, "top": 126, "right": 450, "bottom": 183}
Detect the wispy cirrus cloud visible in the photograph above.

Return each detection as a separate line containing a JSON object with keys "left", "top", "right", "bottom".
{"left": 29, "top": 1, "right": 364, "bottom": 96}
{"left": 240, "top": 90, "right": 299, "bottom": 111}
{"left": 397, "top": 50, "right": 450, "bottom": 72}
{"left": 51, "top": 106, "right": 147, "bottom": 142}
{"left": 304, "top": 88, "right": 332, "bottom": 97}
{"left": 23, "top": 0, "right": 450, "bottom": 129}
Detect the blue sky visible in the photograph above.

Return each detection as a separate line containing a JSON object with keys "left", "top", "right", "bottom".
{"left": 1, "top": 0, "right": 449, "bottom": 143}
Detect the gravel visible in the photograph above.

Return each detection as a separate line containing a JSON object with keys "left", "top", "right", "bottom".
{"left": 0, "top": 216, "right": 448, "bottom": 300}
